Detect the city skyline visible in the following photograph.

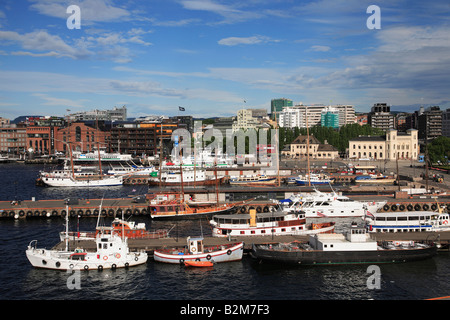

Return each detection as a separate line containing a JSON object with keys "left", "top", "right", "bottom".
{"left": 1, "top": 0, "right": 450, "bottom": 120}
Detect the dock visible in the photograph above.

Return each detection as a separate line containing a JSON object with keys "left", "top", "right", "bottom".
{"left": 53, "top": 231, "right": 450, "bottom": 255}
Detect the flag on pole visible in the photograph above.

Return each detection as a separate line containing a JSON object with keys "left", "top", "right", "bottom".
{"left": 179, "top": 106, "right": 185, "bottom": 111}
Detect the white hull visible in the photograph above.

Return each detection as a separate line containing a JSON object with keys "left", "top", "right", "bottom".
{"left": 154, "top": 242, "right": 244, "bottom": 264}
{"left": 26, "top": 247, "right": 147, "bottom": 270}
{"left": 42, "top": 176, "right": 123, "bottom": 187}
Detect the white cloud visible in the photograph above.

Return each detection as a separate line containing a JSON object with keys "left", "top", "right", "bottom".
{"left": 218, "top": 35, "right": 279, "bottom": 46}
{"left": 310, "top": 45, "right": 331, "bottom": 52}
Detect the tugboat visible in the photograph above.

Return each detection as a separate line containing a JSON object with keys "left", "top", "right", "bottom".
{"left": 251, "top": 226, "right": 437, "bottom": 265}
{"left": 153, "top": 236, "right": 244, "bottom": 264}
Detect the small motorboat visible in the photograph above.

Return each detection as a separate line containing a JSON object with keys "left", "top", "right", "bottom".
{"left": 184, "top": 261, "right": 214, "bottom": 268}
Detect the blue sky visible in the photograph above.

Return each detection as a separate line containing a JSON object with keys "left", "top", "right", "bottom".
{"left": 1, "top": 0, "right": 450, "bottom": 119}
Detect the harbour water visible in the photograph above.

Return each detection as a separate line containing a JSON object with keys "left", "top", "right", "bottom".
{"left": 0, "top": 163, "right": 449, "bottom": 304}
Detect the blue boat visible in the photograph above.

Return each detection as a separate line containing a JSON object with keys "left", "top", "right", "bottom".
{"left": 295, "top": 173, "right": 333, "bottom": 185}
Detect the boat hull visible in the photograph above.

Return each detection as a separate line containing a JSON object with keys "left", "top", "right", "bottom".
{"left": 154, "top": 242, "right": 244, "bottom": 264}
{"left": 26, "top": 247, "right": 147, "bottom": 271}
{"left": 251, "top": 244, "right": 437, "bottom": 265}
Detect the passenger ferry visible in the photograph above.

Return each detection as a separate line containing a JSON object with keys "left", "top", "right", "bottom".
{"left": 364, "top": 211, "right": 450, "bottom": 233}
{"left": 210, "top": 208, "right": 335, "bottom": 237}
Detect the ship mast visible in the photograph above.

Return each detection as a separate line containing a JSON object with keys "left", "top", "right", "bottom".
{"left": 305, "top": 108, "right": 311, "bottom": 187}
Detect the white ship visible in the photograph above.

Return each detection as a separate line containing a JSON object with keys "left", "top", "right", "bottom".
{"left": 281, "top": 189, "right": 386, "bottom": 218}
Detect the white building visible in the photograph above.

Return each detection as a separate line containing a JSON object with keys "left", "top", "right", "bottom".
{"left": 278, "top": 104, "right": 356, "bottom": 128}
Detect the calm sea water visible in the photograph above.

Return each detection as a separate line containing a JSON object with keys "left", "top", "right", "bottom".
{"left": 0, "top": 163, "right": 449, "bottom": 306}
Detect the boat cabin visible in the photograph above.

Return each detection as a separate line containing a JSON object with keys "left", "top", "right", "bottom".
{"left": 187, "top": 237, "right": 204, "bottom": 254}
{"left": 308, "top": 227, "right": 377, "bottom": 251}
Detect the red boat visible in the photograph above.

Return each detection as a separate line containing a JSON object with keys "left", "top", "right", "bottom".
{"left": 184, "top": 261, "right": 214, "bottom": 268}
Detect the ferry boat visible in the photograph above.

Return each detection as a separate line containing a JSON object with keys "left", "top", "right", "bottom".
{"left": 148, "top": 169, "right": 225, "bottom": 187}
{"left": 153, "top": 236, "right": 244, "bottom": 264}
{"left": 251, "top": 226, "right": 437, "bottom": 265}
{"left": 364, "top": 210, "right": 450, "bottom": 233}
{"left": 281, "top": 189, "right": 386, "bottom": 218}
{"left": 229, "top": 174, "right": 277, "bottom": 186}
{"left": 59, "top": 217, "right": 170, "bottom": 241}
{"left": 294, "top": 173, "right": 334, "bottom": 186}
{"left": 209, "top": 208, "right": 335, "bottom": 237}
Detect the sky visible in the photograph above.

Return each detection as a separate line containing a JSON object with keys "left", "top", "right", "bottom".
{"left": 0, "top": 0, "right": 450, "bottom": 120}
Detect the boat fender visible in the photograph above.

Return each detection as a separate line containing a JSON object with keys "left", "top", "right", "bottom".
{"left": 111, "top": 264, "right": 117, "bottom": 270}
{"left": 125, "top": 263, "right": 129, "bottom": 268}
{"left": 69, "top": 264, "right": 74, "bottom": 269}
{"left": 195, "top": 258, "right": 200, "bottom": 261}
{"left": 98, "top": 265, "right": 103, "bottom": 271}
{"left": 431, "top": 204, "right": 437, "bottom": 211}
{"left": 423, "top": 204, "right": 429, "bottom": 210}
{"left": 399, "top": 204, "right": 405, "bottom": 211}
{"left": 407, "top": 204, "right": 413, "bottom": 211}
{"left": 383, "top": 205, "right": 390, "bottom": 211}
{"left": 55, "top": 262, "right": 61, "bottom": 268}
{"left": 179, "top": 258, "right": 185, "bottom": 264}
{"left": 414, "top": 204, "right": 421, "bottom": 211}
{"left": 391, "top": 205, "right": 397, "bottom": 211}
{"left": 206, "top": 255, "right": 212, "bottom": 260}
{"left": 227, "top": 250, "right": 232, "bottom": 255}
{"left": 84, "top": 265, "right": 89, "bottom": 270}
{"left": 134, "top": 257, "right": 138, "bottom": 261}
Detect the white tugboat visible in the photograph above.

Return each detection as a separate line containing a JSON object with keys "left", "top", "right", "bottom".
{"left": 26, "top": 205, "right": 148, "bottom": 271}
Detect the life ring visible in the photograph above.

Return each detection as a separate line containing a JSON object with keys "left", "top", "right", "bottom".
{"left": 443, "top": 220, "right": 448, "bottom": 225}
{"left": 115, "top": 253, "right": 121, "bottom": 259}
{"left": 216, "top": 229, "right": 221, "bottom": 234}
{"left": 103, "top": 256, "right": 108, "bottom": 261}
{"left": 227, "top": 250, "right": 232, "bottom": 255}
